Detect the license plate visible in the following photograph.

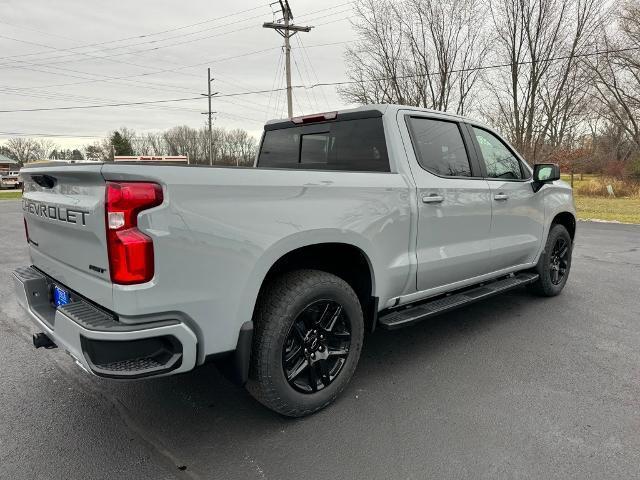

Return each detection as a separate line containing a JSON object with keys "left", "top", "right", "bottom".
{"left": 52, "top": 285, "right": 71, "bottom": 307}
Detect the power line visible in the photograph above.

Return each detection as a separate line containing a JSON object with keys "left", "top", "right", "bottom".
{"left": 293, "top": 55, "right": 317, "bottom": 112}
{"left": 0, "top": 131, "right": 103, "bottom": 138}
{"left": 2, "top": 46, "right": 637, "bottom": 114}
{"left": 0, "top": 46, "right": 281, "bottom": 94}
{"left": 0, "top": 4, "right": 271, "bottom": 61}
{"left": 0, "top": 3, "right": 353, "bottom": 69}
{"left": 0, "top": 96, "right": 203, "bottom": 113}
{"left": 0, "top": 15, "right": 266, "bottom": 68}
{"left": 296, "top": 35, "right": 331, "bottom": 110}
{"left": 0, "top": 5, "right": 355, "bottom": 98}
{"left": 265, "top": 48, "right": 285, "bottom": 122}
{"left": 0, "top": 89, "right": 203, "bottom": 115}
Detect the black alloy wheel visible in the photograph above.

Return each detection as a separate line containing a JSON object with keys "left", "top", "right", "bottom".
{"left": 529, "top": 223, "right": 572, "bottom": 296}
{"left": 549, "top": 237, "right": 569, "bottom": 285}
{"left": 282, "top": 300, "right": 351, "bottom": 393}
{"left": 248, "top": 269, "right": 364, "bottom": 417}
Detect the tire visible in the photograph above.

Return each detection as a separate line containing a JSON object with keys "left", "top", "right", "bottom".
{"left": 529, "top": 224, "right": 573, "bottom": 296}
{"left": 247, "top": 269, "right": 364, "bottom": 417}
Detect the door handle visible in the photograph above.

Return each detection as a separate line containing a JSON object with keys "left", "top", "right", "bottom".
{"left": 494, "top": 193, "right": 509, "bottom": 201}
{"left": 422, "top": 194, "right": 444, "bottom": 204}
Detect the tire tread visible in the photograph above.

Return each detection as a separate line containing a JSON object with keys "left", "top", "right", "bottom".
{"left": 248, "top": 269, "right": 362, "bottom": 417}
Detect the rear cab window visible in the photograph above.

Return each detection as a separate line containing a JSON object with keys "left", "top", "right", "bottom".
{"left": 258, "top": 111, "right": 390, "bottom": 172}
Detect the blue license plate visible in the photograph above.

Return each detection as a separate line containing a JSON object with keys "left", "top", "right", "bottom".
{"left": 53, "top": 285, "right": 71, "bottom": 307}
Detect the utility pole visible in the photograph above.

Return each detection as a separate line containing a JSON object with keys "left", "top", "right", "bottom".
{"left": 263, "top": 0, "right": 312, "bottom": 118}
{"left": 201, "top": 68, "right": 218, "bottom": 165}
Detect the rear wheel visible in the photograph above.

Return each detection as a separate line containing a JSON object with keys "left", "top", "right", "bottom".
{"left": 530, "top": 224, "right": 572, "bottom": 296}
{"left": 247, "top": 269, "right": 364, "bottom": 417}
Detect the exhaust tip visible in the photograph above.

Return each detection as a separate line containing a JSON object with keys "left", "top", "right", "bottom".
{"left": 33, "top": 332, "right": 57, "bottom": 349}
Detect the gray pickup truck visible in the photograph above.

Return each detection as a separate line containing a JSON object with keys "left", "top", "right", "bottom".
{"left": 14, "top": 105, "right": 576, "bottom": 416}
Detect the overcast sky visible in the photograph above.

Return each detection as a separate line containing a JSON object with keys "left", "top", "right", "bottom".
{"left": 0, "top": 0, "right": 357, "bottom": 148}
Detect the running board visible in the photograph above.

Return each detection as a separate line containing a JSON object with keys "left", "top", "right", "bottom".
{"left": 378, "top": 272, "right": 539, "bottom": 330}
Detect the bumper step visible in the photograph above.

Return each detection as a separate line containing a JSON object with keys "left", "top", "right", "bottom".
{"left": 379, "top": 272, "right": 539, "bottom": 330}
{"left": 60, "top": 301, "right": 178, "bottom": 332}
{"left": 13, "top": 265, "right": 194, "bottom": 379}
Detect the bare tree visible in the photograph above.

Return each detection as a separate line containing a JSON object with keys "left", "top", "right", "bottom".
{"left": 487, "top": 0, "right": 603, "bottom": 161}
{"left": 5, "top": 137, "right": 40, "bottom": 164}
{"left": 539, "top": 0, "right": 604, "bottom": 149}
{"left": 163, "top": 126, "right": 206, "bottom": 163}
{"left": 132, "top": 133, "right": 168, "bottom": 156}
{"left": 5, "top": 137, "right": 56, "bottom": 164}
{"left": 33, "top": 138, "right": 57, "bottom": 160}
{"left": 588, "top": 0, "right": 640, "bottom": 150}
{"left": 339, "top": 0, "right": 488, "bottom": 115}
{"left": 1, "top": 125, "right": 257, "bottom": 167}
{"left": 217, "top": 129, "right": 258, "bottom": 166}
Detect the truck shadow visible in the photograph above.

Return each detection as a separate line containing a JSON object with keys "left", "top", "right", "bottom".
{"left": 91, "top": 286, "right": 562, "bottom": 472}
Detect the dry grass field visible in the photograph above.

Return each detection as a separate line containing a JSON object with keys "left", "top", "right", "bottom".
{"left": 561, "top": 174, "right": 640, "bottom": 223}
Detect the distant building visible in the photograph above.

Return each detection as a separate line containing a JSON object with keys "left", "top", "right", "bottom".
{"left": 0, "top": 153, "right": 19, "bottom": 174}
{"left": 114, "top": 155, "right": 189, "bottom": 164}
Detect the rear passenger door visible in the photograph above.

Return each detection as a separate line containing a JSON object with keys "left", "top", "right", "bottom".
{"left": 466, "top": 125, "right": 544, "bottom": 271}
{"left": 402, "top": 115, "right": 494, "bottom": 292}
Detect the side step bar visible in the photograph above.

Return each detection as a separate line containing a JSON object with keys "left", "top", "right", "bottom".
{"left": 378, "top": 272, "right": 539, "bottom": 330}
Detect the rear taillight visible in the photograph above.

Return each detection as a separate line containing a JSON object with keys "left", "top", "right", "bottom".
{"left": 105, "top": 182, "right": 163, "bottom": 285}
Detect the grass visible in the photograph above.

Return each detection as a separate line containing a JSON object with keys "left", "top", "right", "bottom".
{"left": 574, "top": 197, "right": 640, "bottom": 224}
{"left": 560, "top": 174, "right": 640, "bottom": 223}
{"left": 0, "top": 190, "right": 21, "bottom": 200}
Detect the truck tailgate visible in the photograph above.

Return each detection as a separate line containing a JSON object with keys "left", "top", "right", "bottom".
{"left": 21, "top": 164, "right": 113, "bottom": 309}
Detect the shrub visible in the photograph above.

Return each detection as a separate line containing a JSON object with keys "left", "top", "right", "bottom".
{"left": 602, "top": 160, "right": 628, "bottom": 178}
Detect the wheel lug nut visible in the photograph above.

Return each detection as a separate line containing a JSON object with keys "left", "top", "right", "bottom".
{"left": 311, "top": 353, "right": 315, "bottom": 359}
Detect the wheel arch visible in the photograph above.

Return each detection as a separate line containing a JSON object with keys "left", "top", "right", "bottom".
{"left": 222, "top": 232, "right": 379, "bottom": 386}
{"left": 551, "top": 211, "right": 576, "bottom": 240}
{"left": 253, "top": 241, "right": 378, "bottom": 331}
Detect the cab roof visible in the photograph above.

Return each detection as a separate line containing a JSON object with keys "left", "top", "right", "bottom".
{"left": 264, "top": 104, "right": 474, "bottom": 129}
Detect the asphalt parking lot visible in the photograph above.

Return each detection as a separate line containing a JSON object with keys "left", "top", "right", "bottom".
{"left": 1, "top": 198, "right": 639, "bottom": 480}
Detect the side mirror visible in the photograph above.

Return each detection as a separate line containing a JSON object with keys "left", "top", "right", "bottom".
{"left": 533, "top": 163, "right": 560, "bottom": 183}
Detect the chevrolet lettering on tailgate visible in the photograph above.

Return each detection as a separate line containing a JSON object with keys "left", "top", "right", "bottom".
{"left": 22, "top": 199, "right": 89, "bottom": 226}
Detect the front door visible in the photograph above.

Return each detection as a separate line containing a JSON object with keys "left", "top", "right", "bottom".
{"left": 467, "top": 125, "right": 545, "bottom": 271}
{"left": 402, "top": 114, "right": 494, "bottom": 292}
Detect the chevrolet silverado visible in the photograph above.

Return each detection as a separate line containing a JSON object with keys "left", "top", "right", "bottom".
{"left": 13, "top": 105, "right": 576, "bottom": 416}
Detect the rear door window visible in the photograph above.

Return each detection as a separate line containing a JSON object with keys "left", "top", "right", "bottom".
{"left": 258, "top": 117, "right": 390, "bottom": 172}
{"left": 407, "top": 117, "right": 473, "bottom": 177}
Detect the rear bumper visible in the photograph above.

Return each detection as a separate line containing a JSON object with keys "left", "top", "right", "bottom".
{"left": 13, "top": 266, "right": 198, "bottom": 379}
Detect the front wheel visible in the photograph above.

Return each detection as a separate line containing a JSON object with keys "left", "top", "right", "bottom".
{"left": 247, "top": 269, "right": 364, "bottom": 417}
{"left": 529, "top": 224, "right": 573, "bottom": 296}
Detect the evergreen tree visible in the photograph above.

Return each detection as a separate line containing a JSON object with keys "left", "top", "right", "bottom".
{"left": 0, "top": 146, "right": 18, "bottom": 162}
{"left": 110, "top": 131, "right": 134, "bottom": 156}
